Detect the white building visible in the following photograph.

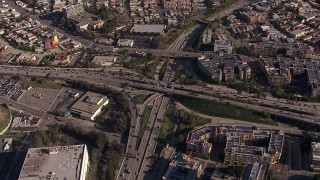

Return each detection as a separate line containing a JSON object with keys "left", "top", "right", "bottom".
{"left": 117, "top": 39, "right": 134, "bottom": 47}
{"left": 76, "top": 20, "right": 92, "bottom": 32}
{"left": 290, "top": 29, "right": 306, "bottom": 38}
{"left": 18, "top": 144, "right": 89, "bottom": 180}
{"left": 130, "top": 24, "right": 166, "bottom": 34}
{"left": 214, "top": 40, "right": 233, "bottom": 54}
{"left": 69, "top": 91, "right": 109, "bottom": 120}
{"left": 92, "top": 56, "right": 117, "bottom": 66}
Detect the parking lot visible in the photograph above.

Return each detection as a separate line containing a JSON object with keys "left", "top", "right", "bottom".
{"left": 0, "top": 79, "right": 18, "bottom": 96}
{"left": 18, "top": 87, "right": 61, "bottom": 111}
{"left": 126, "top": 35, "right": 159, "bottom": 49}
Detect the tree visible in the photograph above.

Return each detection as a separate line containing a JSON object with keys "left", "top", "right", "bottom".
{"left": 177, "top": 134, "right": 185, "bottom": 143}
{"left": 204, "top": 0, "right": 213, "bottom": 8}
{"left": 262, "top": 111, "right": 271, "bottom": 119}
{"left": 267, "top": 170, "right": 277, "bottom": 180}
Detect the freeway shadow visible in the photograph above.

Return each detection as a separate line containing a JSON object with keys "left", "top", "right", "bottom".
{"left": 289, "top": 175, "right": 313, "bottom": 180}
{"left": 143, "top": 156, "right": 170, "bottom": 180}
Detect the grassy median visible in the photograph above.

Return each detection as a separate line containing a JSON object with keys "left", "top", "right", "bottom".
{"left": 158, "top": 106, "right": 174, "bottom": 144}
{"left": 133, "top": 94, "right": 148, "bottom": 104}
{"left": 138, "top": 106, "right": 152, "bottom": 139}
{"left": 177, "top": 96, "right": 278, "bottom": 126}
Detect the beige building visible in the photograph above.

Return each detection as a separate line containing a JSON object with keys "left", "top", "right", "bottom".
{"left": 186, "top": 125, "right": 284, "bottom": 165}
{"left": 70, "top": 91, "right": 109, "bottom": 120}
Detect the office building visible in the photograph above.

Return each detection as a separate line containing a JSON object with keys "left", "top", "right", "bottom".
{"left": 70, "top": 91, "right": 109, "bottom": 120}
{"left": 18, "top": 144, "right": 89, "bottom": 180}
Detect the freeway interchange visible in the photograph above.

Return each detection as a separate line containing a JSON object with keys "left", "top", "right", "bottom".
{"left": 3, "top": 65, "right": 319, "bottom": 125}
{"left": 0, "top": 65, "right": 319, "bottom": 126}
{"left": 1, "top": 0, "right": 318, "bottom": 179}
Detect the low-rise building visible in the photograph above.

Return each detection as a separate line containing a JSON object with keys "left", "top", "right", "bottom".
{"left": 92, "top": 56, "right": 117, "bottom": 66}
{"left": 16, "top": 54, "right": 38, "bottom": 65}
{"left": 76, "top": 20, "right": 92, "bottom": 32}
{"left": 52, "top": 54, "right": 71, "bottom": 65}
{"left": 11, "top": 114, "right": 42, "bottom": 132}
{"left": 202, "top": 29, "right": 212, "bottom": 44}
{"left": 163, "top": 153, "right": 204, "bottom": 180}
{"left": 18, "top": 144, "right": 89, "bottom": 180}
{"left": 311, "top": 142, "right": 320, "bottom": 171}
{"left": 69, "top": 91, "right": 109, "bottom": 120}
{"left": 290, "top": 29, "right": 306, "bottom": 38}
{"left": 117, "top": 39, "right": 134, "bottom": 47}
{"left": 130, "top": 24, "right": 166, "bottom": 34}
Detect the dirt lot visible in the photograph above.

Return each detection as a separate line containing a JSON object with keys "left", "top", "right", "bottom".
{"left": 18, "top": 87, "right": 61, "bottom": 111}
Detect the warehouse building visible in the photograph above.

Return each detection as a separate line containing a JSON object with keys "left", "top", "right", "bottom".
{"left": 130, "top": 24, "right": 166, "bottom": 34}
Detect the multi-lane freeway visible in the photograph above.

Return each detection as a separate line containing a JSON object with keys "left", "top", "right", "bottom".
{"left": 0, "top": 65, "right": 319, "bottom": 125}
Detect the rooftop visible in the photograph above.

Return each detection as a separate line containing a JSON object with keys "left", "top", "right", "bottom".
{"left": 70, "top": 91, "right": 109, "bottom": 118}
{"left": 18, "top": 144, "right": 88, "bottom": 180}
{"left": 242, "top": 163, "right": 269, "bottom": 180}
{"left": 130, "top": 24, "right": 165, "bottom": 33}
{"left": 164, "top": 154, "right": 203, "bottom": 180}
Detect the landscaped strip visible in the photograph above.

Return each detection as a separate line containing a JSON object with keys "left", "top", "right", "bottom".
{"left": 177, "top": 96, "right": 278, "bottom": 126}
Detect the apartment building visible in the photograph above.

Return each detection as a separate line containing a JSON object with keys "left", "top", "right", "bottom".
{"left": 63, "top": 3, "right": 84, "bottom": 18}
{"left": 163, "top": 153, "right": 204, "bottom": 180}
{"left": 197, "top": 54, "right": 250, "bottom": 82}
{"left": 214, "top": 40, "right": 233, "bottom": 54}
{"left": 186, "top": 125, "right": 284, "bottom": 165}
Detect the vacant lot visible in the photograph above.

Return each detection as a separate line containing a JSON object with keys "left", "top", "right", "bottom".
{"left": 139, "top": 106, "right": 152, "bottom": 139}
{"left": 19, "top": 87, "right": 61, "bottom": 111}
{"left": 178, "top": 96, "right": 278, "bottom": 126}
{"left": 23, "top": 79, "right": 62, "bottom": 89}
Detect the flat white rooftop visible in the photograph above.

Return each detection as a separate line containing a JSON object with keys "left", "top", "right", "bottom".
{"left": 131, "top": 24, "right": 165, "bottom": 34}
{"left": 18, "top": 144, "right": 88, "bottom": 180}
